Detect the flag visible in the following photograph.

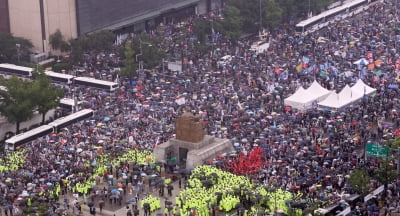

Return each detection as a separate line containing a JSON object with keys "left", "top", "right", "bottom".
{"left": 368, "top": 63, "right": 375, "bottom": 71}
{"left": 237, "top": 101, "right": 242, "bottom": 109}
{"left": 302, "top": 56, "right": 310, "bottom": 64}
{"left": 274, "top": 67, "right": 281, "bottom": 75}
{"left": 366, "top": 51, "right": 374, "bottom": 63}
{"left": 280, "top": 70, "right": 288, "bottom": 80}
{"left": 175, "top": 97, "right": 186, "bottom": 105}
{"left": 296, "top": 64, "right": 303, "bottom": 72}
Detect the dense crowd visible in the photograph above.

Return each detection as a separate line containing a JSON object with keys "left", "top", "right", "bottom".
{"left": 2, "top": 0, "right": 400, "bottom": 215}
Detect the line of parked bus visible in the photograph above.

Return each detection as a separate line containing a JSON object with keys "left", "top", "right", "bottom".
{"left": 295, "top": 0, "right": 379, "bottom": 35}
{"left": 4, "top": 108, "right": 94, "bottom": 151}
{"left": 0, "top": 63, "right": 119, "bottom": 92}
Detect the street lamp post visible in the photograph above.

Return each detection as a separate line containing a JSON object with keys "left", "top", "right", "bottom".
{"left": 16, "top": 43, "right": 21, "bottom": 62}
{"left": 259, "top": 0, "right": 262, "bottom": 36}
{"left": 136, "top": 38, "right": 152, "bottom": 80}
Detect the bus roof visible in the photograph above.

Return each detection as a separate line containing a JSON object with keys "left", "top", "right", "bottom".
{"left": 44, "top": 71, "right": 75, "bottom": 79}
{"left": 73, "top": 77, "right": 118, "bottom": 86}
{"left": 48, "top": 109, "right": 93, "bottom": 127}
{"left": 59, "top": 98, "right": 83, "bottom": 106}
{"left": 5, "top": 125, "right": 53, "bottom": 144}
{"left": 0, "top": 63, "right": 34, "bottom": 72}
{"left": 296, "top": 0, "right": 367, "bottom": 27}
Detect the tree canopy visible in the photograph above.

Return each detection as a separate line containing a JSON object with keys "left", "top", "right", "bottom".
{"left": 0, "top": 32, "right": 33, "bottom": 62}
{"left": 0, "top": 76, "right": 36, "bottom": 134}
{"left": 118, "top": 42, "right": 137, "bottom": 81}
{"left": 0, "top": 71, "right": 63, "bottom": 133}
{"left": 31, "top": 71, "right": 64, "bottom": 124}
{"left": 69, "top": 30, "right": 116, "bottom": 63}
{"left": 222, "top": 0, "right": 334, "bottom": 34}
{"left": 130, "top": 34, "right": 164, "bottom": 70}
{"left": 348, "top": 169, "right": 370, "bottom": 195}
{"left": 49, "top": 29, "right": 70, "bottom": 53}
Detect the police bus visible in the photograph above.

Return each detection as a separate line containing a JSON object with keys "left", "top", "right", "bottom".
{"left": 295, "top": 0, "right": 378, "bottom": 35}
{"left": 44, "top": 71, "right": 74, "bottom": 85}
{"left": 48, "top": 108, "right": 94, "bottom": 133}
{"left": 73, "top": 77, "right": 119, "bottom": 92}
{"left": 0, "top": 63, "right": 33, "bottom": 78}
{"left": 5, "top": 125, "right": 54, "bottom": 151}
{"left": 59, "top": 98, "right": 83, "bottom": 112}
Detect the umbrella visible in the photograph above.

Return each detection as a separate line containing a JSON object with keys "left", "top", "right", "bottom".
{"left": 127, "top": 198, "right": 137, "bottom": 203}
{"left": 88, "top": 202, "right": 94, "bottom": 207}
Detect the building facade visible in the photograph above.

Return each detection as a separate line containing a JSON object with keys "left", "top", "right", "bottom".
{"left": 0, "top": 0, "right": 10, "bottom": 33}
{"left": 0, "top": 0, "right": 221, "bottom": 53}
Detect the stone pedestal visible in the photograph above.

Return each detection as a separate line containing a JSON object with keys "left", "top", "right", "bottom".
{"left": 153, "top": 110, "right": 233, "bottom": 169}
{"left": 154, "top": 135, "right": 234, "bottom": 169}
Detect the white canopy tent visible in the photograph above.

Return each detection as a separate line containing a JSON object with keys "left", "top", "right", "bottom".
{"left": 304, "top": 80, "right": 331, "bottom": 101}
{"left": 284, "top": 81, "right": 331, "bottom": 111}
{"left": 351, "top": 79, "right": 376, "bottom": 96}
{"left": 318, "top": 85, "right": 364, "bottom": 109}
{"left": 284, "top": 87, "right": 315, "bottom": 110}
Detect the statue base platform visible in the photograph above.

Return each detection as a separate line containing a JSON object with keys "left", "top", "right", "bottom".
{"left": 153, "top": 135, "right": 233, "bottom": 169}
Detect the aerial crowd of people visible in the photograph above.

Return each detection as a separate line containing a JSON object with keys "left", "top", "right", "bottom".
{"left": 2, "top": 0, "right": 400, "bottom": 215}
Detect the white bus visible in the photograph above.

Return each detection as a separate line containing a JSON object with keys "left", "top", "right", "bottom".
{"left": 73, "top": 77, "right": 119, "bottom": 92}
{"left": 0, "top": 63, "right": 33, "bottom": 78}
{"left": 5, "top": 125, "right": 54, "bottom": 151}
{"left": 295, "top": 0, "right": 378, "bottom": 35}
{"left": 48, "top": 108, "right": 94, "bottom": 133}
{"left": 59, "top": 98, "right": 83, "bottom": 112}
{"left": 44, "top": 71, "right": 75, "bottom": 84}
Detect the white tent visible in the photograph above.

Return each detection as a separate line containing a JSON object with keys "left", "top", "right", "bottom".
{"left": 338, "top": 85, "right": 363, "bottom": 104}
{"left": 318, "top": 85, "right": 363, "bottom": 109}
{"left": 284, "top": 87, "right": 315, "bottom": 110}
{"left": 318, "top": 92, "right": 342, "bottom": 109}
{"left": 304, "top": 80, "right": 331, "bottom": 101}
{"left": 351, "top": 79, "right": 376, "bottom": 96}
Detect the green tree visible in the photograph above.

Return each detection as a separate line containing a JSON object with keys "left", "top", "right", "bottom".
{"left": 49, "top": 29, "right": 64, "bottom": 52}
{"left": 119, "top": 42, "right": 137, "bottom": 81}
{"left": 348, "top": 169, "right": 370, "bottom": 195}
{"left": 374, "top": 159, "right": 398, "bottom": 187}
{"left": 0, "top": 76, "right": 36, "bottom": 134}
{"left": 263, "top": 0, "right": 283, "bottom": 29}
{"left": 87, "top": 30, "right": 115, "bottom": 52}
{"left": 217, "top": 5, "right": 243, "bottom": 42}
{"left": 372, "top": 139, "right": 400, "bottom": 189}
{"left": 194, "top": 19, "right": 212, "bottom": 44}
{"left": 31, "top": 72, "right": 64, "bottom": 124}
{"left": 69, "top": 37, "right": 86, "bottom": 63}
{"left": 227, "top": 0, "right": 259, "bottom": 33}
{"left": 131, "top": 34, "right": 164, "bottom": 69}
{"left": 0, "top": 32, "right": 32, "bottom": 62}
